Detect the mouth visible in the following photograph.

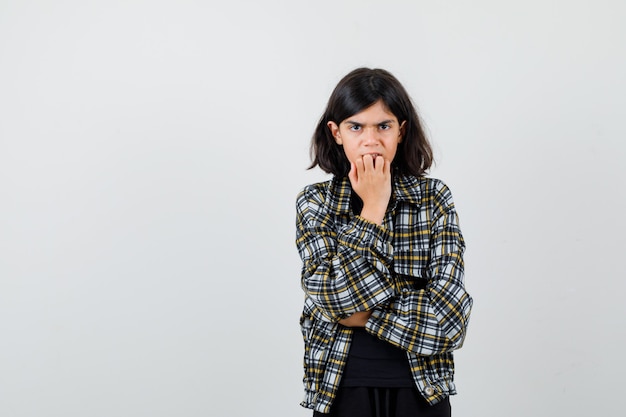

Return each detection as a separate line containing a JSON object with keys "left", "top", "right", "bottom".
{"left": 364, "top": 153, "right": 383, "bottom": 167}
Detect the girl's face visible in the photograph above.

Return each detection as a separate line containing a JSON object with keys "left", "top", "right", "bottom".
{"left": 327, "top": 100, "right": 405, "bottom": 167}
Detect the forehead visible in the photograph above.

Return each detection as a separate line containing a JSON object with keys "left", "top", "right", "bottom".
{"left": 342, "top": 100, "right": 398, "bottom": 123}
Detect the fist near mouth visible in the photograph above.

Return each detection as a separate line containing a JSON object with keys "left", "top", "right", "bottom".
{"left": 348, "top": 154, "right": 392, "bottom": 225}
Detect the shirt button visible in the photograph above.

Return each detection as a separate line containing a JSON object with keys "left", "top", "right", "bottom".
{"left": 424, "top": 386, "right": 435, "bottom": 396}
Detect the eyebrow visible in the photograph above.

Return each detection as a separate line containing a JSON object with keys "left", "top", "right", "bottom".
{"left": 343, "top": 119, "right": 396, "bottom": 125}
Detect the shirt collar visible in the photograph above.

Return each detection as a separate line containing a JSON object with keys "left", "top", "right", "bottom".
{"left": 326, "top": 173, "right": 423, "bottom": 215}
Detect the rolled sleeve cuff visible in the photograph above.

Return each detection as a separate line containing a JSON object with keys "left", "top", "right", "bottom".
{"left": 337, "top": 216, "right": 394, "bottom": 266}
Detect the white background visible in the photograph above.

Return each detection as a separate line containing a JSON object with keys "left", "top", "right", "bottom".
{"left": 1, "top": 1, "right": 625, "bottom": 416}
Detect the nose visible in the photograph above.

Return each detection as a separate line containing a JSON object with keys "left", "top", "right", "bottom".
{"left": 362, "top": 126, "right": 380, "bottom": 145}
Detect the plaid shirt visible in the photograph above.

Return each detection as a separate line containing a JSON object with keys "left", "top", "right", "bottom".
{"left": 295, "top": 174, "right": 473, "bottom": 413}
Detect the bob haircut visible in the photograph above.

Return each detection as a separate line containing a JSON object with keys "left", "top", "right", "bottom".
{"left": 309, "top": 67, "right": 433, "bottom": 177}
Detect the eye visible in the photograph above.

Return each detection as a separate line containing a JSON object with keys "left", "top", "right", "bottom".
{"left": 349, "top": 124, "right": 361, "bottom": 131}
{"left": 379, "top": 123, "right": 390, "bottom": 130}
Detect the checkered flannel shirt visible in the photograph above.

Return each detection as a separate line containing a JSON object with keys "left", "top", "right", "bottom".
{"left": 295, "top": 174, "right": 473, "bottom": 413}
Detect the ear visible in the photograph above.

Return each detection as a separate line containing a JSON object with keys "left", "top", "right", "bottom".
{"left": 327, "top": 121, "right": 342, "bottom": 145}
{"left": 398, "top": 121, "right": 406, "bottom": 143}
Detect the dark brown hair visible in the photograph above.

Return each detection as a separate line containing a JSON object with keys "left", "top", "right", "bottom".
{"left": 309, "top": 67, "right": 433, "bottom": 177}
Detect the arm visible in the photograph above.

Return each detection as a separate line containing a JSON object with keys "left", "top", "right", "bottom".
{"left": 295, "top": 185, "right": 396, "bottom": 322}
{"left": 365, "top": 184, "right": 473, "bottom": 355}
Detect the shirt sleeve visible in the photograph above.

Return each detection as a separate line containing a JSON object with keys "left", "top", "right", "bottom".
{"left": 365, "top": 183, "right": 473, "bottom": 355}
{"left": 295, "top": 185, "right": 396, "bottom": 322}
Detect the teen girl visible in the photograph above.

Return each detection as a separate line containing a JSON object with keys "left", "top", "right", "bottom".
{"left": 295, "top": 68, "right": 473, "bottom": 417}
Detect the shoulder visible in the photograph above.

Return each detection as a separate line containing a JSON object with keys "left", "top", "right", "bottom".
{"left": 420, "top": 176, "right": 453, "bottom": 197}
{"left": 414, "top": 176, "right": 458, "bottom": 214}
{"left": 296, "top": 180, "right": 332, "bottom": 206}
{"left": 295, "top": 180, "right": 334, "bottom": 223}
{"left": 295, "top": 179, "right": 339, "bottom": 230}
{"left": 396, "top": 175, "right": 453, "bottom": 200}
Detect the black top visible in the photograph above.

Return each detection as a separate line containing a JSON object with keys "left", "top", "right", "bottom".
{"left": 341, "top": 328, "right": 415, "bottom": 387}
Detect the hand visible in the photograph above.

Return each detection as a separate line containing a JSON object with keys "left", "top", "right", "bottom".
{"left": 348, "top": 155, "right": 391, "bottom": 225}
{"left": 339, "top": 311, "right": 372, "bottom": 327}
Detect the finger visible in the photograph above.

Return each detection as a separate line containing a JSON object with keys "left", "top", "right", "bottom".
{"left": 355, "top": 157, "right": 365, "bottom": 176}
{"left": 362, "top": 154, "right": 374, "bottom": 171}
{"left": 374, "top": 155, "right": 384, "bottom": 171}
{"left": 382, "top": 157, "right": 391, "bottom": 175}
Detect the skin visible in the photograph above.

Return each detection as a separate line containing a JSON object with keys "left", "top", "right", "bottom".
{"left": 327, "top": 100, "right": 405, "bottom": 327}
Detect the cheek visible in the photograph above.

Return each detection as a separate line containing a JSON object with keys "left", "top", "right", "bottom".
{"left": 341, "top": 145, "right": 359, "bottom": 162}
{"left": 388, "top": 142, "right": 400, "bottom": 160}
